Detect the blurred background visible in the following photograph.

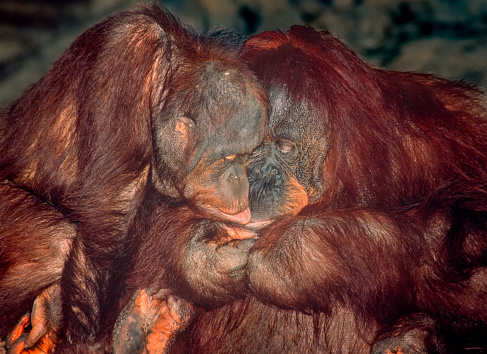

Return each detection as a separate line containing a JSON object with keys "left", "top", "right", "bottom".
{"left": 0, "top": 0, "right": 486, "bottom": 107}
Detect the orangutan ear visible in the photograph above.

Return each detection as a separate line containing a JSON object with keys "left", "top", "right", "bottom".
{"left": 175, "top": 116, "right": 195, "bottom": 136}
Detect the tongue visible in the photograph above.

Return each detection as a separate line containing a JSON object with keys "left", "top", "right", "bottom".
{"left": 222, "top": 207, "right": 251, "bottom": 225}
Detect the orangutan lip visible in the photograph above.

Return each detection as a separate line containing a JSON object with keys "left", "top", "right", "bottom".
{"left": 214, "top": 207, "right": 251, "bottom": 225}
{"left": 246, "top": 220, "right": 273, "bottom": 230}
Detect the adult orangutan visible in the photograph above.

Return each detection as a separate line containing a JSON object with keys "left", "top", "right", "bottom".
{"left": 0, "top": 4, "right": 268, "bottom": 352}
{"left": 154, "top": 26, "right": 486, "bottom": 353}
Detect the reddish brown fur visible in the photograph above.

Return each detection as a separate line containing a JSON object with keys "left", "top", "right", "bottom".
{"left": 172, "top": 27, "right": 487, "bottom": 352}
{"left": 0, "top": 4, "right": 268, "bottom": 351}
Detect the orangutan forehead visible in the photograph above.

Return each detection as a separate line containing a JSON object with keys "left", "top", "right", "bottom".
{"left": 266, "top": 87, "right": 326, "bottom": 144}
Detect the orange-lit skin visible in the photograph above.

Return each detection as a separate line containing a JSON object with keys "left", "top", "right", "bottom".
{"left": 113, "top": 289, "right": 194, "bottom": 354}
{"left": 7, "top": 319, "right": 54, "bottom": 354}
{"left": 8, "top": 284, "right": 61, "bottom": 354}
{"left": 7, "top": 285, "right": 58, "bottom": 354}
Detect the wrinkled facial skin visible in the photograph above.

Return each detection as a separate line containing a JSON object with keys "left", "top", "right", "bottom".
{"left": 153, "top": 61, "right": 268, "bottom": 225}
{"left": 247, "top": 137, "right": 307, "bottom": 223}
{"left": 186, "top": 154, "right": 252, "bottom": 224}
{"left": 247, "top": 89, "right": 327, "bottom": 223}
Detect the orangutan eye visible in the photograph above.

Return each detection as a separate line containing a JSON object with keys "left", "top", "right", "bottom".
{"left": 276, "top": 139, "right": 295, "bottom": 154}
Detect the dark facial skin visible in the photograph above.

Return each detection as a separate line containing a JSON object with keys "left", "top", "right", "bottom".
{"left": 152, "top": 60, "right": 266, "bottom": 224}
{"left": 247, "top": 89, "right": 327, "bottom": 226}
